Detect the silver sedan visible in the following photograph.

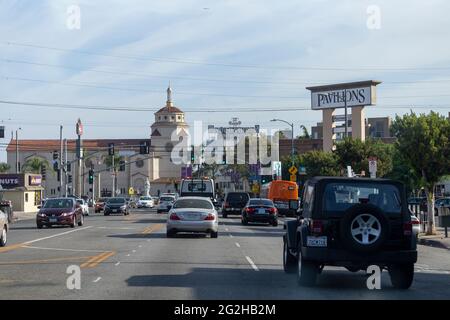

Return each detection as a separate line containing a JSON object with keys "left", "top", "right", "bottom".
{"left": 0, "top": 209, "right": 8, "bottom": 247}
{"left": 166, "top": 197, "right": 219, "bottom": 238}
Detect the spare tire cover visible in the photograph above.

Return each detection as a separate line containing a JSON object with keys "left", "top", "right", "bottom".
{"left": 340, "top": 204, "right": 390, "bottom": 253}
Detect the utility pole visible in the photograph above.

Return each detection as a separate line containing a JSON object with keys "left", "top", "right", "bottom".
{"left": 59, "top": 125, "right": 63, "bottom": 196}
{"left": 15, "top": 128, "right": 21, "bottom": 173}
{"left": 344, "top": 89, "right": 348, "bottom": 138}
{"left": 64, "top": 139, "right": 68, "bottom": 197}
{"left": 75, "top": 119, "right": 83, "bottom": 198}
{"left": 112, "top": 155, "right": 115, "bottom": 197}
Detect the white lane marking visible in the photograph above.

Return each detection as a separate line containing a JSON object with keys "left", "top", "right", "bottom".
{"left": 229, "top": 234, "right": 233, "bottom": 238}
{"left": 235, "top": 242, "right": 241, "bottom": 248}
{"left": 245, "top": 256, "right": 259, "bottom": 271}
{"left": 96, "top": 226, "right": 137, "bottom": 230}
{"left": 126, "top": 254, "right": 131, "bottom": 257}
{"left": 147, "top": 239, "right": 151, "bottom": 242}
{"left": 225, "top": 228, "right": 229, "bottom": 231}
{"left": 93, "top": 277, "right": 102, "bottom": 283}
{"left": 115, "top": 262, "right": 121, "bottom": 266}
{"left": 132, "top": 250, "right": 136, "bottom": 253}
{"left": 138, "top": 245, "right": 142, "bottom": 248}
{"left": 23, "top": 226, "right": 93, "bottom": 245}
{"left": 22, "top": 245, "right": 104, "bottom": 253}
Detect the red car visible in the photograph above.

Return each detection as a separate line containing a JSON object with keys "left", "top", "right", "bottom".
{"left": 36, "top": 198, "right": 84, "bottom": 228}
{"left": 95, "top": 198, "right": 108, "bottom": 213}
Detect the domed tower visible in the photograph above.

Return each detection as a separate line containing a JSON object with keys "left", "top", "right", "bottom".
{"left": 150, "top": 85, "right": 189, "bottom": 179}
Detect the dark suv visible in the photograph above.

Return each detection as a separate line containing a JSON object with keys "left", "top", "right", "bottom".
{"left": 283, "top": 177, "right": 417, "bottom": 289}
{"left": 222, "top": 192, "right": 250, "bottom": 218}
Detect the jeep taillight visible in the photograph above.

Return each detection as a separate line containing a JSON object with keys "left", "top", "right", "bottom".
{"left": 403, "top": 222, "right": 413, "bottom": 236}
{"left": 311, "top": 220, "right": 324, "bottom": 235}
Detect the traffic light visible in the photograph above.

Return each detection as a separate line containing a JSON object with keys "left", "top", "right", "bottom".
{"left": 66, "top": 162, "right": 71, "bottom": 172}
{"left": 190, "top": 145, "right": 195, "bottom": 163}
{"left": 139, "top": 141, "right": 150, "bottom": 154}
{"left": 68, "top": 175, "right": 73, "bottom": 184}
{"left": 41, "top": 165, "right": 47, "bottom": 180}
{"left": 53, "top": 161, "right": 59, "bottom": 171}
{"left": 108, "top": 143, "right": 115, "bottom": 156}
{"left": 261, "top": 175, "right": 272, "bottom": 184}
{"left": 57, "top": 170, "right": 61, "bottom": 182}
{"left": 119, "top": 160, "right": 125, "bottom": 172}
{"left": 52, "top": 150, "right": 59, "bottom": 160}
{"left": 88, "top": 169, "right": 94, "bottom": 184}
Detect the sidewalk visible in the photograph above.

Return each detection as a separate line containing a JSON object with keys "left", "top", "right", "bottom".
{"left": 418, "top": 227, "right": 450, "bottom": 250}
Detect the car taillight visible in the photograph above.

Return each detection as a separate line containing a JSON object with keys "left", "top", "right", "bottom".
{"left": 224, "top": 202, "right": 229, "bottom": 208}
{"left": 246, "top": 207, "right": 255, "bottom": 214}
{"left": 169, "top": 213, "right": 181, "bottom": 220}
{"left": 204, "top": 213, "right": 215, "bottom": 221}
{"left": 269, "top": 207, "right": 277, "bottom": 214}
{"left": 311, "top": 220, "right": 324, "bottom": 234}
{"left": 403, "top": 222, "right": 413, "bottom": 236}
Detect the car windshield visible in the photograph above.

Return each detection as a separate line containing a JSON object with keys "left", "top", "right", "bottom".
{"left": 323, "top": 182, "right": 402, "bottom": 213}
{"left": 76, "top": 200, "right": 83, "bottom": 204}
{"left": 140, "top": 197, "right": 152, "bottom": 200}
{"left": 249, "top": 199, "right": 273, "bottom": 207}
{"left": 160, "top": 197, "right": 174, "bottom": 202}
{"left": 173, "top": 199, "right": 213, "bottom": 209}
{"left": 43, "top": 199, "right": 73, "bottom": 209}
{"left": 227, "top": 193, "right": 249, "bottom": 202}
{"left": 107, "top": 198, "right": 126, "bottom": 204}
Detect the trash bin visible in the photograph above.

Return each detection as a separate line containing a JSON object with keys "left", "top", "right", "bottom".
{"left": 438, "top": 207, "right": 450, "bottom": 238}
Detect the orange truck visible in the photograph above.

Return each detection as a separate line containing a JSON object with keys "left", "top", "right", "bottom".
{"left": 260, "top": 180, "right": 299, "bottom": 217}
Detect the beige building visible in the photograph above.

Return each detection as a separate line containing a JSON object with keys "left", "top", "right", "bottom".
{"left": 5, "top": 86, "right": 190, "bottom": 199}
{"left": 0, "top": 173, "right": 44, "bottom": 212}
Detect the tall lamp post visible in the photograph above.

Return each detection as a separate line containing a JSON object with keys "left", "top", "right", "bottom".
{"left": 271, "top": 119, "right": 294, "bottom": 166}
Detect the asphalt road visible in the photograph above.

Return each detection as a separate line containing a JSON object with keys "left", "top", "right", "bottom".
{"left": 0, "top": 208, "right": 449, "bottom": 299}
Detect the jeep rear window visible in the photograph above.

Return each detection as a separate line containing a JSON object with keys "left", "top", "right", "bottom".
{"left": 227, "top": 193, "right": 249, "bottom": 202}
{"left": 323, "top": 182, "right": 402, "bottom": 213}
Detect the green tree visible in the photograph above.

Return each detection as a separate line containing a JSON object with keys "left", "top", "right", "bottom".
{"left": 391, "top": 111, "right": 450, "bottom": 235}
{"left": 103, "top": 154, "right": 124, "bottom": 172}
{"left": 298, "top": 151, "right": 339, "bottom": 178}
{"left": 22, "top": 157, "right": 50, "bottom": 174}
{"left": 0, "top": 163, "right": 10, "bottom": 173}
{"left": 297, "top": 125, "right": 311, "bottom": 139}
{"left": 385, "top": 147, "right": 420, "bottom": 196}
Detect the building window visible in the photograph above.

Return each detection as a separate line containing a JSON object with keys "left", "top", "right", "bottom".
{"left": 177, "top": 115, "right": 181, "bottom": 121}
{"left": 171, "top": 116, "right": 175, "bottom": 120}
{"left": 164, "top": 116, "right": 167, "bottom": 120}
{"left": 25, "top": 193, "right": 29, "bottom": 202}
{"left": 159, "top": 116, "right": 162, "bottom": 120}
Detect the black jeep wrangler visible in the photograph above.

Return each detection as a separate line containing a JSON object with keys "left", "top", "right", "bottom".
{"left": 283, "top": 177, "right": 417, "bottom": 289}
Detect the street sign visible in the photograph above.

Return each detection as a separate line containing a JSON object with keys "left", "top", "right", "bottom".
{"left": 76, "top": 118, "right": 83, "bottom": 136}
{"left": 252, "top": 183, "right": 260, "bottom": 194}
{"left": 272, "top": 161, "right": 282, "bottom": 178}
{"left": 288, "top": 165, "right": 298, "bottom": 175}
{"left": 299, "top": 166, "right": 306, "bottom": 175}
{"left": 128, "top": 187, "right": 134, "bottom": 195}
{"left": 290, "top": 174, "right": 296, "bottom": 182}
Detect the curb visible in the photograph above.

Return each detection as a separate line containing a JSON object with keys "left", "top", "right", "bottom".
{"left": 418, "top": 238, "right": 450, "bottom": 250}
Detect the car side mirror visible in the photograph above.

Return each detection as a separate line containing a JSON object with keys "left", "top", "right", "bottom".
{"left": 37, "top": 205, "right": 41, "bottom": 209}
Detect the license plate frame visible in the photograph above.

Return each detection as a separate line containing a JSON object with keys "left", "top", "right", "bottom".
{"left": 307, "top": 236, "right": 327, "bottom": 247}
{"left": 257, "top": 208, "right": 266, "bottom": 214}
{"left": 49, "top": 218, "right": 57, "bottom": 223}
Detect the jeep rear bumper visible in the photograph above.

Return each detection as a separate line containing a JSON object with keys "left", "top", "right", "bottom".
{"left": 301, "top": 247, "right": 417, "bottom": 265}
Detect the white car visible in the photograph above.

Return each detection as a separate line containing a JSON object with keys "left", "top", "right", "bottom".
{"left": 166, "top": 196, "right": 218, "bottom": 238}
{"left": 0, "top": 209, "right": 8, "bottom": 247}
{"left": 157, "top": 195, "right": 177, "bottom": 213}
{"left": 137, "top": 196, "right": 154, "bottom": 208}
{"left": 76, "top": 199, "right": 90, "bottom": 216}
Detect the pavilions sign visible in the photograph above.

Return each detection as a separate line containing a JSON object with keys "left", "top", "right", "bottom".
{"left": 311, "top": 86, "right": 372, "bottom": 110}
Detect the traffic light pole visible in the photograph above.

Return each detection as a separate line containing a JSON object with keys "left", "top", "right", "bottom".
{"left": 59, "top": 125, "right": 63, "bottom": 197}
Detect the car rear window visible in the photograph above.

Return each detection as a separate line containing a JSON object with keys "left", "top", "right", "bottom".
{"left": 160, "top": 197, "right": 174, "bottom": 202}
{"left": 249, "top": 199, "right": 273, "bottom": 207}
{"left": 108, "top": 198, "right": 126, "bottom": 204}
{"left": 44, "top": 199, "right": 73, "bottom": 209}
{"left": 323, "top": 182, "right": 402, "bottom": 213}
{"left": 227, "top": 193, "right": 250, "bottom": 202}
{"left": 173, "top": 199, "right": 213, "bottom": 209}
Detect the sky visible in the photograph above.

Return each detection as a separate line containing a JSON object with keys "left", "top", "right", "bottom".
{"left": 1, "top": 0, "right": 450, "bottom": 162}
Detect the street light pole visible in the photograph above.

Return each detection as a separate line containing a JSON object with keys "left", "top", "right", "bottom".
{"left": 15, "top": 128, "right": 22, "bottom": 173}
{"left": 271, "top": 119, "right": 294, "bottom": 167}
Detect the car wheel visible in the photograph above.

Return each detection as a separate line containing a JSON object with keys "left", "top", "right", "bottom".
{"left": 283, "top": 237, "right": 297, "bottom": 273}
{"left": 242, "top": 218, "right": 248, "bottom": 225}
{"left": 340, "top": 204, "right": 389, "bottom": 253}
{"left": 78, "top": 214, "right": 84, "bottom": 226}
{"left": 104, "top": 212, "right": 110, "bottom": 216}
{"left": 297, "top": 241, "right": 318, "bottom": 286}
{"left": 70, "top": 216, "right": 76, "bottom": 228}
{"left": 166, "top": 230, "right": 176, "bottom": 238}
{"left": 210, "top": 231, "right": 218, "bottom": 238}
{"left": 272, "top": 220, "right": 279, "bottom": 227}
{"left": 389, "top": 263, "right": 414, "bottom": 289}
{"left": 0, "top": 227, "right": 7, "bottom": 247}
{"left": 37, "top": 224, "right": 43, "bottom": 229}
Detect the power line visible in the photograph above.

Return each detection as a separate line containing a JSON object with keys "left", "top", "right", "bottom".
{"left": 5, "top": 41, "right": 450, "bottom": 71}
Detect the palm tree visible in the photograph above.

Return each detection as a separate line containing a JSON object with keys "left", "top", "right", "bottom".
{"left": 22, "top": 157, "right": 50, "bottom": 174}
{"left": 103, "top": 154, "right": 124, "bottom": 171}
{"left": 297, "top": 125, "right": 310, "bottom": 139}
{"left": 0, "top": 163, "right": 10, "bottom": 173}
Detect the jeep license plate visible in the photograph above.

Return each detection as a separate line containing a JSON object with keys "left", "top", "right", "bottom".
{"left": 307, "top": 236, "right": 327, "bottom": 247}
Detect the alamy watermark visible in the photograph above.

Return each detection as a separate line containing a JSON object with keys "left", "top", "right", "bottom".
{"left": 66, "top": 265, "right": 81, "bottom": 290}
{"left": 66, "top": 5, "right": 81, "bottom": 30}
{"left": 366, "top": 265, "right": 381, "bottom": 290}
{"left": 366, "top": 5, "right": 381, "bottom": 30}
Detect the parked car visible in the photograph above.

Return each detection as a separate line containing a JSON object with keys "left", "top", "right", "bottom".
{"left": 137, "top": 196, "right": 154, "bottom": 208}
{"left": 166, "top": 196, "right": 218, "bottom": 238}
{"left": 104, "top": 197, "right": 129, "bottom": 216}
{"left": 435, "top": 197, "right": 450, "bottom": 216}
{"left": 76, "top": 198, "right": 89, "bottom": 216}
{"left": 0, "top": 209, "right": 8, "bottom": 246}
{"left": 283, "top": 177, "right": 417, "bottom": 289}
{"left": 222, "top": 192, "right": 250, "bottom": 218}
{"left": 0, "top": 200, "right": 14, "bottom": 223}
{"left": 95, "top": 198, "right": 108, "bottom": 213}
{"left": 241, "top": 198, "right": 278, "bottom": 226}
{"left": 157, "top": 194, "right": 177, "bottom": 213}
{"left": 411, "top": 215, "right": 420, "bottom": 238}
{"left": 36, "top": 198, "right": 84, "bottom": 228}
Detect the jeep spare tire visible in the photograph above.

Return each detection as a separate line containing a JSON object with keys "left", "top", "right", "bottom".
{"left": 340, "top": 204, "right": 390, "bottom": 253}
